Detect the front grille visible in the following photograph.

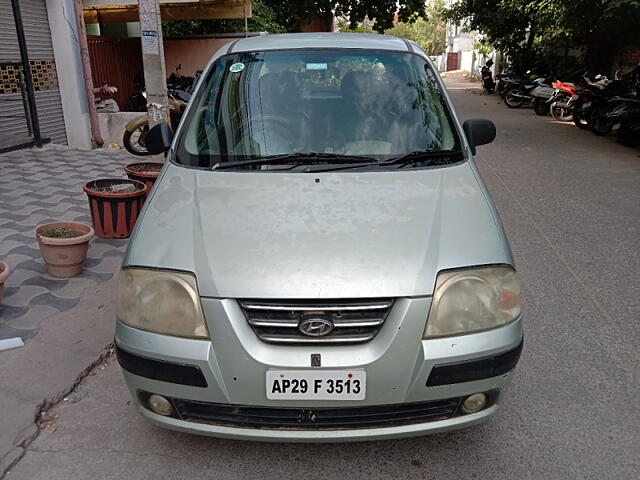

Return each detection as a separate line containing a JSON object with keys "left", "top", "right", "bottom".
{"left": 171, "top": 397, "right": 462, "bottom": 429}
{"left": 239, "top": 299, "right": 394, "bottom": 344}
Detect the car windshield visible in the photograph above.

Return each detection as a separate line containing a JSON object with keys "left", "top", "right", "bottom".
{"left": 175, "top": 48, "right": 460, "bottom": 168}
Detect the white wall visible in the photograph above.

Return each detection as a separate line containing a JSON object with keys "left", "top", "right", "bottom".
{"left": 46, "top": 0, "right": 93, "bottom": 149}
{"left": 453, "top": 36, "right": 473, "bottom": 52}
{"left": 460, "top": 51, "right": 474, "bottom": 72}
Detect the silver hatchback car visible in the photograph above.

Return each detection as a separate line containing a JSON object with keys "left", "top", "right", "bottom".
{"left": 116, "top": 33, "right": 523, "bottom": 442}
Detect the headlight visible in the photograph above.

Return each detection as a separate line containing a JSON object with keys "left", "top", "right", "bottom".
{"left": 424, "top": 265, "right": 521, "bottom": 338}
{"left": 117, "top": 268, "right": 209, "bottom": 339}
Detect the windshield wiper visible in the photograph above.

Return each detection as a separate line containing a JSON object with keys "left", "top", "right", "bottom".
{"left": 305, "top": 150, "right": 464, "bottom": 173}
{"left": 378, "top": 149, "right": 464, "bottom": 166}
{"left": 211, "top": 152, "right": 375, "bottom": 170}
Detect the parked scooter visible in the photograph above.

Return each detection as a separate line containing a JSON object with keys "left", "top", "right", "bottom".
{"left": 123, "top": 88, "right": 191, "bottom": 156}
{"left": 122, "top": 65, "right": 194, "bottom": 155}
{"left": 481, "top": 60, "right": 495, "bottom": 94}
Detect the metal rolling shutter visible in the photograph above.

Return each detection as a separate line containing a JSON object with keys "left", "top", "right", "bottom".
{"left": 0, "top": 0, "right": 67, "bottom": 145}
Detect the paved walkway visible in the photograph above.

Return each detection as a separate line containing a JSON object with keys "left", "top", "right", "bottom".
{"left": 0, "top": 146, "right": 139, "bottom": 475}
{"left": 0, "top": 146, "right": 131, "bottom": 341}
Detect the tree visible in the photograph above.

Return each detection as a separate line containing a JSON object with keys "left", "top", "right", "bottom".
{"left": 164, "top": 1, "right": 428, "bottom": 37}
{"left": 162, "top": 0, "right": 286, "bottom": 37}
{"left": 264, "top": 0, "right": 426, "bottom": 32}
{"left": 385, "top": 0, "right": 447, "bottom": 55}
{"left": 444, "top": 0, "right": 640, "bottom": 74}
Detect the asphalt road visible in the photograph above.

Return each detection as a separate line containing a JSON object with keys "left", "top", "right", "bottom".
{"left": 7, "top": 78, "right": 640, "bottom": 480}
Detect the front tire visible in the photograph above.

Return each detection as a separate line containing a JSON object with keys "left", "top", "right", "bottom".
{"left": 533, "top": 99, "right": 550, "bottom": 116}
{"left": 589, "top": 106, "right": 613, "bottom": 136}
{"left": 123, "top": 125, "right": 150, "bottom": 156}
{"left": 550, "top": 98, "right": 573, "bottom": 122}
{"left": 573, "top": 102, "right": 590, "bottom": 129}
{"left": 505, "top": 89, "right": 526, "bottom": 108}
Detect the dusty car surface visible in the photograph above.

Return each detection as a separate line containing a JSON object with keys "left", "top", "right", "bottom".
{"left": 115, "top": 33, "right": 523, "bottom": 442}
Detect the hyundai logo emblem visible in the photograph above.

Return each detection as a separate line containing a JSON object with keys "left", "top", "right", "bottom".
{"left": 298, "top": 317, "right": 334, "bottom": 337}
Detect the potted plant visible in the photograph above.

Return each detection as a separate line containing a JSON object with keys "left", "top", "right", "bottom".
{"left": 0, "top": 261, "right": 10, "bottom": 303}
{"left": 35, "top": 222, "right": 94, "bottom": 278}
{"left": 83, "top": 178, "right": 147, "bottom": 239}
{"left": 124, "top": 161, "right": 163, "bottom": 193}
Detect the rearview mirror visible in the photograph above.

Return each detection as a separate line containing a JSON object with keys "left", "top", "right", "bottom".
{"left": 145, "top": 121, "right": 174, "bottom": 155}
{"left": 462, "top": 119, "right": 496, "bottom": 155}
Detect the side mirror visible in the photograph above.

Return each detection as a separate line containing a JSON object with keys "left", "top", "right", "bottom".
{"left": 462, "top": 119, "right": 496, "bottom": 155}
{"left": 146, "top": 121, "right": 174, "bottom": 155}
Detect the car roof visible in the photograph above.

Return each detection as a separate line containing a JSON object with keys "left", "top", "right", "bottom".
{"left": 228, "top": 33, "right": 413, "bottom": 54}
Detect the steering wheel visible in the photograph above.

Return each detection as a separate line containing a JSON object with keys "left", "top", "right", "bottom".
{"left": 235, "top": 115, "right": 295, "bottom": 153}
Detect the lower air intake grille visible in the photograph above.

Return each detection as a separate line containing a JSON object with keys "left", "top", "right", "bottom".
{"left": 171, "top": 397, "right": 462, "bottom": 429}
{"left": 239, "top": 299, "right": 394, "bottom": 345}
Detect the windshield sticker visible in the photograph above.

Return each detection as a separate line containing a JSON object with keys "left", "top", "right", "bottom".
{"left": 306, "top": 63, "right": 328, "bottom": 70}
{"left": 229, "top": 62, "right": 245, "bottom": 73}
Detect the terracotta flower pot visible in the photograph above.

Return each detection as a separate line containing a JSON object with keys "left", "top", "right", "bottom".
{"left": 124, "top": 162, "right": 163, "bottom": 193}
{"left": 35, "top": 222, "right": 94, "bottom": 278}
{"left": 83, "top": 178, "right": 147, "bottom": 239}
{"left": 0, "top": 261, "right": 10, "bottom": 303}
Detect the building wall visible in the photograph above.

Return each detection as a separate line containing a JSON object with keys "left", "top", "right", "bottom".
{"left": 46, "top": 0, "right": 93, "bottom": 148}
{"left": 0, "top": 0, "right": 68, "bottom": 145}
{"left": 164, "top": 37, "right": 237, "bottom": 77}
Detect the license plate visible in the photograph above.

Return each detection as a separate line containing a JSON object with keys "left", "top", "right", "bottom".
{"left": 583, "top": 101, "right": 592, "bottom": 108}
{"left": 266, "top": 370, "right": 366, "bottom": 400}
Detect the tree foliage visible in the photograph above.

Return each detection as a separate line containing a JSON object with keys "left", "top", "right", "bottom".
{"left": 265, "top": 0, "right": 426, "bottom": 32}
{"left": 163, "top": 0, "right": 286, "bottom": 37}
{"left": 444, "top": 0, "right": 640, "bottom": 74}
{"left": 164, "top": 1, "right": 428, "bottom": 36}
{"left": 384, "top": 0, "right": 447, "bottom": 55}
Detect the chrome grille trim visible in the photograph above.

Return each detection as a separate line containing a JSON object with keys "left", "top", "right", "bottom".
{"left": 240, "top": 301, "right": 392, "bottom": 312}
{"left": 247, "top": 318, "right": 385, "bottom": 329}
{"left": 239, "top": 299, "right": 394, "bottom": 345}
{"left": 258, "top": 334, "right": 376, "bottom": 344}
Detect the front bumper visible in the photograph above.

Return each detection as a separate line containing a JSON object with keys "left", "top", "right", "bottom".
{"left": 116, "top": 297, "right": 523, "bottom": 442}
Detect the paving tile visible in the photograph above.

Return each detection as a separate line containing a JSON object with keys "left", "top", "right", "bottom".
{"left": 6, "top": 305, "right": 60, "bottom": 331}
{"left": 0, "top": 147, "right": 133, "bottom": 340}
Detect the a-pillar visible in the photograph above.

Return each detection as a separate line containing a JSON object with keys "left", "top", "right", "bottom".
{"left": 138, "top": 0, "right": 169, "bottom": 128}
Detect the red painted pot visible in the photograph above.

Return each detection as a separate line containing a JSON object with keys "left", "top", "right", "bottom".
{"left": 124, "top": 162, "right": 163, "bottom": 193}
{"left": 83, "top": 179, "right": 147, "bottom": 239}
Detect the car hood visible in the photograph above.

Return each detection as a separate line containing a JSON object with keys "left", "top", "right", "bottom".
{"left": 125, "top": 162, "right": 512, "bottom": 299}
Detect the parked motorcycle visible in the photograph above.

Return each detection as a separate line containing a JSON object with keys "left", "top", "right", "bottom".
{"left": 496, "top": 73, "right": 524, "bottom": 100}
{"left": 125, "top": 72, "right": 147, "bottom": 112}
{"left": 616, "top": 99, "right": 640, "bottom": 146}
{"left": 575, "top": 76, "right": 638, "bottom": 135}
{"left": 531, "top": 80, "right": 557, "bottom": 115}
{"left": 548, "top": 80, "right": 576, "bottom": 122}
{"left": 504, "top": 76, "right": 552, "bottom": 110}
{"left": 571, "top": 75, "right": 613, "bottom": 130}
{"left": 589, "top": 87, "right": 640, "bottom": 138}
